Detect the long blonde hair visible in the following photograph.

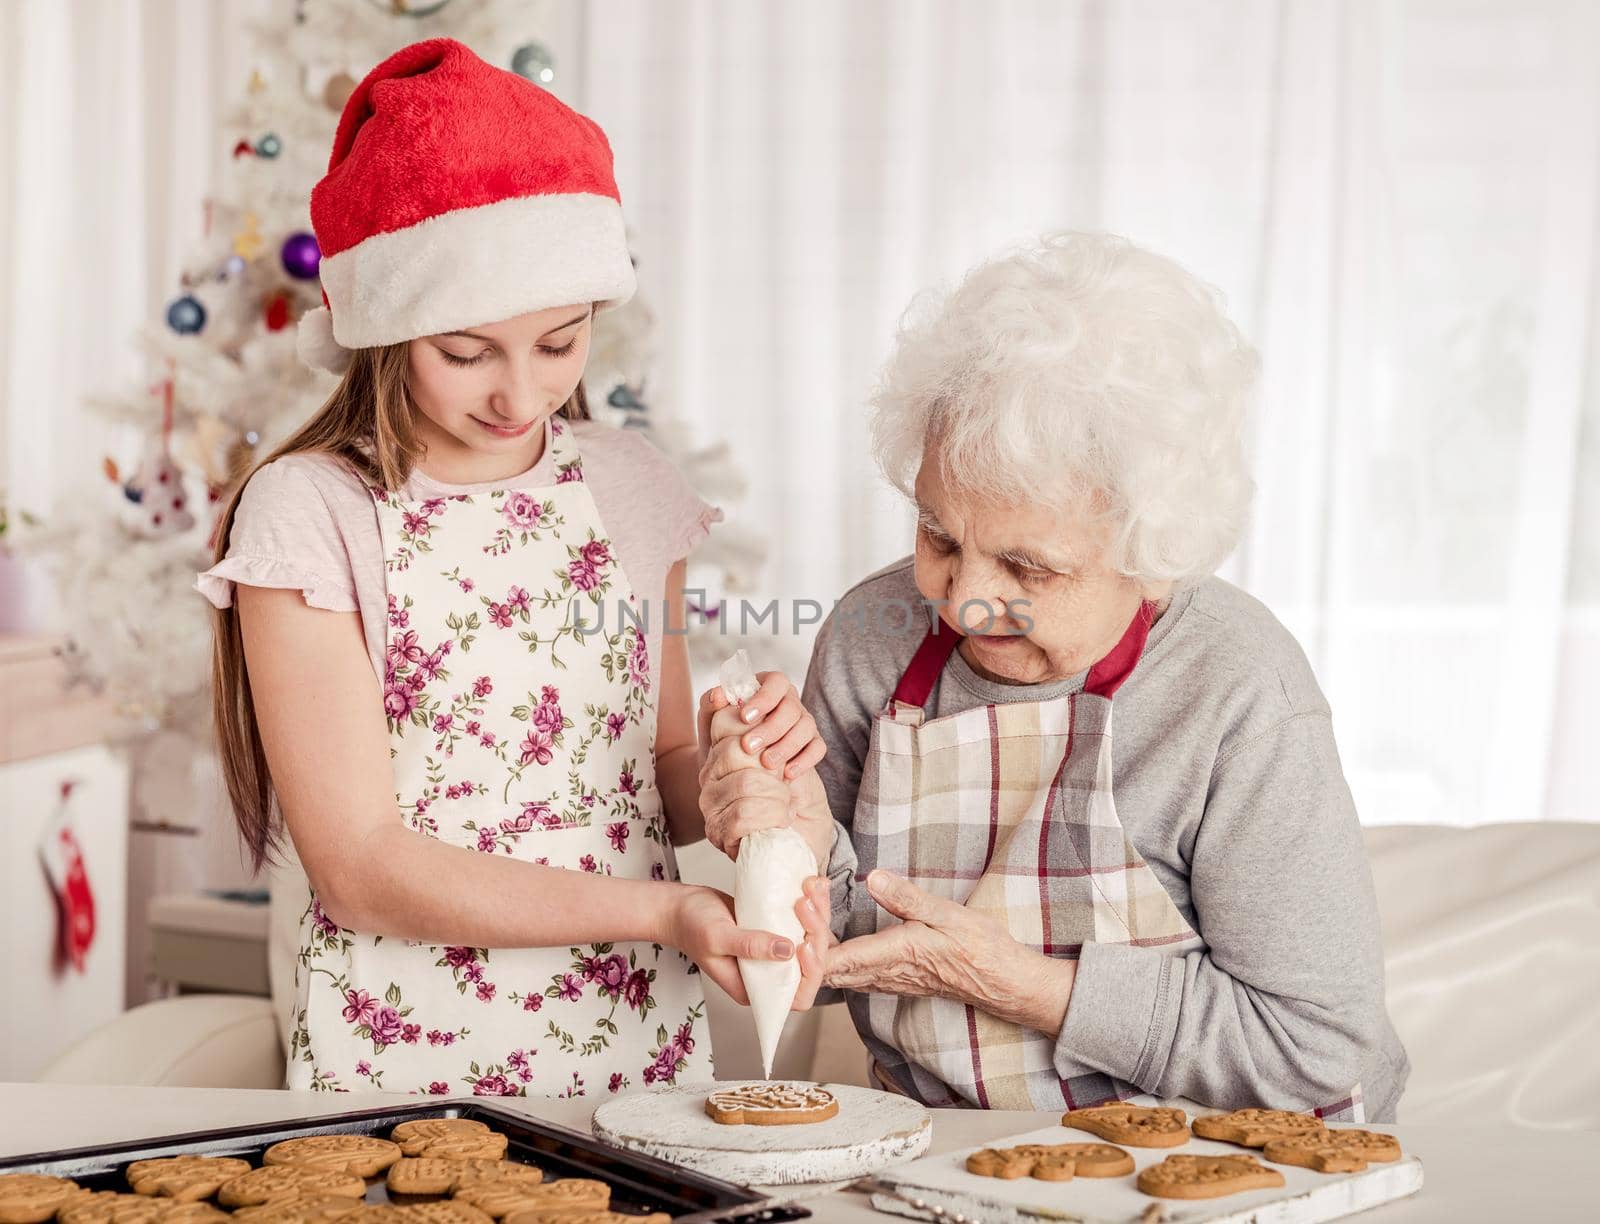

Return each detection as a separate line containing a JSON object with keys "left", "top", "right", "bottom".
{"left": 212, "top": 342, "right": 590, "bottom": 873}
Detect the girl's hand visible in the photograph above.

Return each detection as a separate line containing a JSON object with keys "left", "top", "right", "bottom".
{"left": 697, "top": 670, "right": 826, "bottom": 781}
{"left": 666, "top": 885, "right": 796, "bottom": 1006}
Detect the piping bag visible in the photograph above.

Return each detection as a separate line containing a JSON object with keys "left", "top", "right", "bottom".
{"left": 719, "top": 648, "right": 815, "bottom": 1079}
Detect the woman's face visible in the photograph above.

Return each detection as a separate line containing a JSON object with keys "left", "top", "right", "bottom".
{"left": 407, "top": 303, "right": 593, "bottom": 481}
{"left": 912, "top": 450, "right": 1163, "bottom": 685}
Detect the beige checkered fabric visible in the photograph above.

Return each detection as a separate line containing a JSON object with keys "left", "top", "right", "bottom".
{"left": 845, "top": 684, "right": 1203, "bottom": 1110}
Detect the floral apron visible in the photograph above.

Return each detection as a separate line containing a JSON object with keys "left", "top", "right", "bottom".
{"left": 845, "top": 604, "right": 1364, "bottom": 1120}
{"left": 285, "top": 414, "right": 710, "bottom": 1096}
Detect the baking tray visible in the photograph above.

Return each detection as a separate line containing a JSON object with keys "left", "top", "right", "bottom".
{"left": 0, "top": 1099, "right": 811, "bottom": 1224}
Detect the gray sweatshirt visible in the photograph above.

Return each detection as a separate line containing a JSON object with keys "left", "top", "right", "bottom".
{"left": 803, "top": 558, "right": 1409, "bottom": 1121}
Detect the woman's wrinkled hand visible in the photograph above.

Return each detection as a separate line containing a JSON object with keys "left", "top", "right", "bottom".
{"left": 697, "top": 672, "right": 835, "bottom": 864}
{"left": 819, "top": 870, "right": 1077, "bottom": 1036}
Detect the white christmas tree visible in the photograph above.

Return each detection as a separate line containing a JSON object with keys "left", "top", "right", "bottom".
{"left": 44, "top": 0, "right": 768, "bottom": 747}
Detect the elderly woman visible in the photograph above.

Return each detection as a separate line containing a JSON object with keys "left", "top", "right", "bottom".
{"left": 698, "top": 232, "right": 1408, "bottom": 1121}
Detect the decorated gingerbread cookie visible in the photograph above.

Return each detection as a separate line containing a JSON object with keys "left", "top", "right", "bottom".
{"left": 704, "top": 1084, "right": 840, "bottom": 1126}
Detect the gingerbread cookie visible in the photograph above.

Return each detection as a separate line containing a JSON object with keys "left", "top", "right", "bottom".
{"left": 398, "top": 1204, "right": 493, "bottom": 1224}
{"left": 331, "top": 1210, "right": 408, "bottom": 1224}
{"left": 218, "top": 1167, "right": 367, "bottom": 1208}
{"left": 389, "top": 1122, "right": 506, "bottom": 1163}
{"left": 126, "top": 1158, "right": 252, "bottom": 1204}
{"left": 264, "top": 1136, "right": 402, "bottom": 1178}
{"left": 500, "top": 1214, "right": 665, "bottom": 1224}
{"left": 158, "top": 1207, "right": 229, "bottom": 1224}
{"left": 966, "top": 1143, "right": 1133, "bottom": 1182}
{"left": 1061, "top": 1105, "right": 1190, "bottom": 1148}
{"left": 232, "top": 1196, "right": 369, "bottom": 1224}
{"left": 1262, "top": 1128, "right": 1402, "bottom": 1173}
{"left": 0, "top": 1174, "right": 84, "bottom": 1224}
{"left": 1191, "top": 1108, "right": 1326, "bottom": 1149}
{"left": 704, "top": 1084, "right": 839, "bottom": 1126}
{"left": 1137, "top": 1154, "right": 1286, "bottom": 1200}
{"left": 449, "top": 1181, "right": 558, "bottom": 1220}
{"left": 964, "top": 1149, "right": 1034, "bottom": 1180}
{"left": 447, "top": 1162, "right": 542, "bottom": 1191}
{"left": 1023, "top": 1143, "right": 1134, "bottom": 1178}
{"left": 57, "top": 1192, "right": 170, "bottom": 1224}
{"left": 498, "top": 1181, "right": 611, "bottom": 1222}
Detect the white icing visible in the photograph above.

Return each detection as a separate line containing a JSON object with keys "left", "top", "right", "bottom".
{"left": 734, "top": 826, "right": 814, "bottom": 1078}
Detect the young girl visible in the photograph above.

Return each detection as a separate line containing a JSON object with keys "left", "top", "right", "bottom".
{"left": 200, "top": 38, "right": 822, "bottom": 1096}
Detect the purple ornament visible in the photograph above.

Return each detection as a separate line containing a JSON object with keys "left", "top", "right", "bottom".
{"left": 280, "top": 232, "right": 321, "bottom": 280}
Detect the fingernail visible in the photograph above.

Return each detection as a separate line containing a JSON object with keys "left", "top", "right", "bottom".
{"left": 746, "top": 735, "right": 763, "bottom": 751}
{"left": 743, "top": 707, "right": 761, "bottom": 723}
{"left": 773, "top": 939, "right": 794, "bottom": 959}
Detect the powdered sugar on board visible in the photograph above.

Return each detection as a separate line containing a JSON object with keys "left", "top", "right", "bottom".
{"left": 591, "top": 1081, "right": 932, "bottom": 1186}
{"left": 869, "top": 1122, "right": 1423, "bottom": 1223}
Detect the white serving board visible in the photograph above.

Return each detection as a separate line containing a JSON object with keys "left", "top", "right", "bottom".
{"left": 591, "top": 1080, "right": 932, "bottom": 1186}
{"left": 870, "top": 1122, "right": 1423, "bottom": 1224}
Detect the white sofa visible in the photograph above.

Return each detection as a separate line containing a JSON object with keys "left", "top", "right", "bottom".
{"left": 38, "top": 824, "right": 1600, "bottom": 1130}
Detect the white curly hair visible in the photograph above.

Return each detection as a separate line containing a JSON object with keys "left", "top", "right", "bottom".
{"left": 869, "top": 232, "right": 1260, "bottom": 588}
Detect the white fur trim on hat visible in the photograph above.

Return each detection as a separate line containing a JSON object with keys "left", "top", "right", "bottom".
{"left": 296, "top": 306, "right": 352, "bottom": 375}
{"left": 319, "top": 192, "right": 635, "bottom": 351}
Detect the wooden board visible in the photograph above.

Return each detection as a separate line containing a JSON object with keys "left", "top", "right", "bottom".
{"left": 591, "top": 1081, "right": 932, "bottom": 1186}
{"left": 869, "top": 1122, "right": 1424, "bottom": 1223}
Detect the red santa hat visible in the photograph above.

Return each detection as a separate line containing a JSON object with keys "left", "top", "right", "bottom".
{"left": 297, "top": 38, "right": 635, "bottom": 375}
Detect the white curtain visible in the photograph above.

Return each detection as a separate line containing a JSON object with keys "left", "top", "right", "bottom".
{"left": 0, "top": 0, "right": 269, "bottom": 593}
{"left": 577, "top": 0, "right": 1600, "bottom": 826}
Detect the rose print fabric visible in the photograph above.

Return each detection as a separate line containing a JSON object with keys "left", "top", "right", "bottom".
{"left": 283, "top": 415, "right": 710, "bottom": 1095}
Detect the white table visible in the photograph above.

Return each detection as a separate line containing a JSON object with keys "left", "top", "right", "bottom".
{"left": 0, "top": 1083, "right": 1593, "bottom": 1221}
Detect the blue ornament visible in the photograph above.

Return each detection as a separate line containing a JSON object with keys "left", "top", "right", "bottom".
{"left": 280, "top": 232, "right": 321, "bottom": 280}
{"left": 219, "top": 255, "right": 247, "bottom": 282}
{"left": 256, "top": 132, "right": 282, "bottom": 158}
{"left": 121, "top": 482, "right": 144, "bottom": 504}
{"left": 511, "top": 42, "right": 556, "bottom": 84}
{"left": 166, "top": 294, "right": 206, "bottom": 335}
{"left": 607, "top": 384, "right": 647, "bottom": 412}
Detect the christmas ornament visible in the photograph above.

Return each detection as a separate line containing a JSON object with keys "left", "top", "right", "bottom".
{"left": 166, "top": 294, "right": 206, "bottom": 335}
{"left": 121, "top": 377, "right": 196, "bottom": 539}
{"left": 219, "top": 254, "right": 247, "bottom": 281}
{"left": 256, "top": 132, "right": 282, "bottom": 158}
{"left": 233, "top": 213, "right": 265, "bottom": 261}
{"left": 323, "top": 71, "right": 358, "bottom": 111}
{"left": 248, "top": 70, "right": 267, "bottom": 94}
{"left": 510, "top": 41, "right": 555, "bottom": 84}
{"left": 365, "top": 0, "right": 454, "bottom": 15}
{"left": 280, "top": 232, "right": 321, "bottom": 279}
{"left": 39, "top": 780, "right": 97, "bottom": 973}
{"left": 232, "top": 139, "right": 255, "bottom": 159}
{"left": 264, "top": 290, "right": 292, "bottom": 331}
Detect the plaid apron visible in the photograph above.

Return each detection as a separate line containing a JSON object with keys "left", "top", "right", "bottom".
{"left": 845, "top": 603, "right": 1364, "bottom": 1121}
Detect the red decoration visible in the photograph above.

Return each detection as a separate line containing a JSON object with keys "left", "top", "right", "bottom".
{"left": 39, "top": 780, "right": 96, "bottom": 973}
{"left": 233, "top": 139, "right": 255, "bottom": 158}
{"left": 264, "top": 291, "right": 292, "bottom": 332}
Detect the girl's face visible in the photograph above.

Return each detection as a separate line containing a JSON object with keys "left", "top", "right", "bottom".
{"left": 406, "top": 303, "right": 593, "bottom": 482}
